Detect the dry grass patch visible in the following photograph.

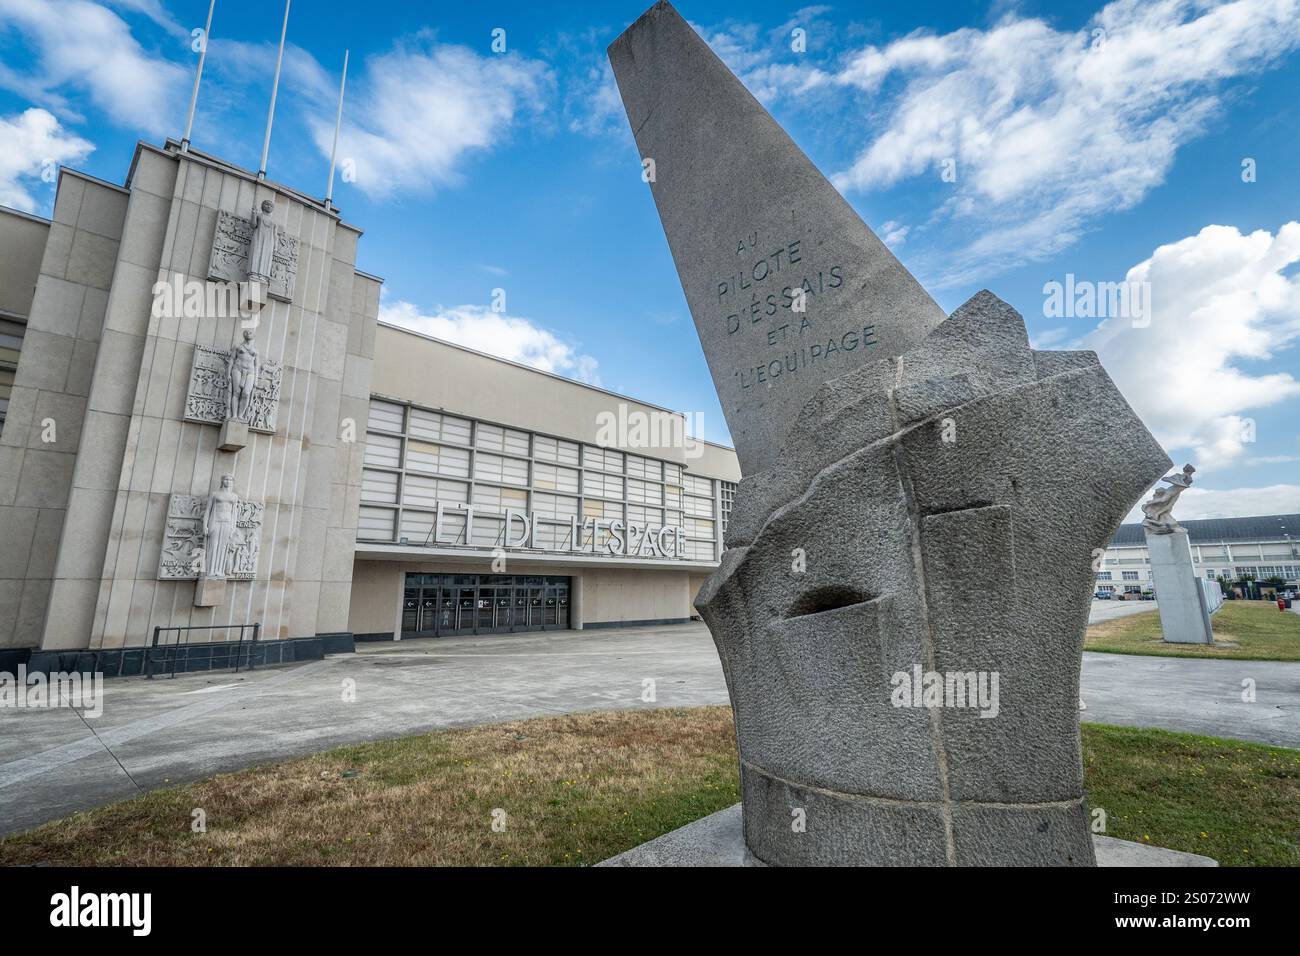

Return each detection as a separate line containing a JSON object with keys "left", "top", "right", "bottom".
{"left": 1086, "top": 600, "right": 1300, "bottom": 661}
{"left": 0, "top": 707, "right": 739, "bottom": 867}
{"left": 3, "top": 708, "right": 1296, "bottom": 867}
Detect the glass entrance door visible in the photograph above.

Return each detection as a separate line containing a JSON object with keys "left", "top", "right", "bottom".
{"left": 401, "top": 585, "right": 440, "bottom": 637}
{"left": 401, "top": 574, "right": 572, "bottom": 637}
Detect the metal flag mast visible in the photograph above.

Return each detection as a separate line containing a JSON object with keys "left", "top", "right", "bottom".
{"left": 258, "top": 0, "right": 292, "bottom": 180}
{"left": 180, "top": 0, "right": 216, "bottom": 152}
{"left": 325, "top": 49, "right": 350, "bottom": 211}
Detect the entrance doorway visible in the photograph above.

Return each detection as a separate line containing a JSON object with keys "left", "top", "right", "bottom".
{"left": 401, "top": 574, "right": 571, "bottom": 638}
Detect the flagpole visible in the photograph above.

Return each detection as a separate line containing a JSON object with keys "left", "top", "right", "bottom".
{"left": 325, "top": 49, "right": 349, "bottom": 210}
{"left": 258, "top": 0, "right": 292, "bottom": 180}
{"left": 181, "top": 0, "right": 216, "bottom": 152}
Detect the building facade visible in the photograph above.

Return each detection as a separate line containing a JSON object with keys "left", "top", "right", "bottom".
{"left": 0, "top": 142, "right": 740, "bottom": 675}
{"left": 1097, "top": 514, "right": 1300, "bottom": 596}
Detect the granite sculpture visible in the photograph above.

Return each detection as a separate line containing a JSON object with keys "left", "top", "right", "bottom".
{"left": 1141, "top": 464, "right": 1195, "bottom": 534}
{"left": 610, "top": 1, "right": 1172, "bottom": 865}
{"left": 1142, "top": 464, "right": 1215, "bottom": 644}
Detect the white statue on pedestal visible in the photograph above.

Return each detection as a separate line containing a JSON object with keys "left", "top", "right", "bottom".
{"left": 1141, "top": 463, "right": 1195, "bottom": 534}
{"left": 203, "top": 474, "right": 240, "bottom": 578}
{"left": 247, "top": 199, "right": 277, "bottom": 283}
{"left": 227, "top": 329, "right": 260, "bottom": 423}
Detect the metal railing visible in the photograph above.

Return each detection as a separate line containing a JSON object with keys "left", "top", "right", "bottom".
{"left": 147, "top": 623, "right": 261, "bottom": 679}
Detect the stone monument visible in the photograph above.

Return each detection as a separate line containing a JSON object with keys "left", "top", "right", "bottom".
{"left": 611, "top": 1, "right": 1172, "bottom": 865}
{"left": 1142, "top": 465, "right": 1215, "bottom": 644}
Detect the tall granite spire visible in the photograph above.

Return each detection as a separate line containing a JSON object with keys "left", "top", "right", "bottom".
{"left": 608, "top": 1, "right": 946, "bottom": 476}
{"left": 611, "top": 2, "right": 1173, "bottom": 867}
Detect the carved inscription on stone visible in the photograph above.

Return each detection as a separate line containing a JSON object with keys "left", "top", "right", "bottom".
{"left": 716, "top": 231, "right": 871, "bottom": 394}
{"left": 157, "top": 493, "right": 264, "bottom": 581}
{"left": 183, "top": 345, "right": 281, "bottom": 433}
{"left": 207, "top": 209, "right": 298, "bottom": 302}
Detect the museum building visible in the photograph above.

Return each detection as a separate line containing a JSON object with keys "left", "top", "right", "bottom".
{"left": 0, "top": 140, "right": 740, "bottom": 675}
{"left": 1098, "top": 514, "right": 1300, "bottom": 596}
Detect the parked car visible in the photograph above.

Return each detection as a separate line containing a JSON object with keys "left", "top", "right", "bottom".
{"left": 1094, "top": 591, "right": 1112, "bottom": 599}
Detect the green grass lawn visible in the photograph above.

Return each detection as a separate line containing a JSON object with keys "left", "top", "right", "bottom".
{"left": 1086, "top": 599, "right": 1300, "bottom": 661}
{"left": 0, "top": 708, "right": 1294, "bottom": 866}
{"left": 1081, "top": 723, "right": 1299, "bottom": 865}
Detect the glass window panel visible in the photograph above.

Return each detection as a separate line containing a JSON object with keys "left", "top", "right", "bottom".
{"left": 361, "top": 469, "right": 398, "bottom": 504}
{"left": 405, "top": 440, "right": 470, "bottom": 477}
{"left": 475, "top": 452, "right": 528, "bottom": 486}
{"left": 683, "top": 474, "right": 713, "bottom": 497}
{"left": 367, "top": 400, "right": 405, "bottom": 433}
{"left": 683, "top": 538, "right": 715, "bottom": 561}
{"left": 583, "top": 446, "right": 624, "bottom": 473}
{"left": 664, "top": 463, "right": 682, "bottom": 484}
{"left": 471, "top": 515, "right": 506, "bottom": 547}
{"left": 503, "top": 428, "right": 530, "bottom": 457}
{"left": 556, "top": 440, "right": 580, "bottom": 466}
{"left": 583, "top": 472, "right": 623, "bottom": 499}
{"left": 403, "top": 475, "right": 468, "bottom": 509}
{"left": 533, "top": 462, "right": 579, "bottom": 494}
{"left": 533, "top": 493, "right": 578, "bottom": 520}
{"left": 687, "top": 517, "right": 716, "bottom": 539}
{"left": 534, "top": 434, "right": 558, "bottom": 462}
{"left": 627, "top": 505, "right": 663, "bottom": 526}
{"left": 476, "top": 423, "right": 505, "bottom": 452}
{"left": 364, "top": 433, "right": 402, "bottom": 468}
{"left": 533, "top": 521, "right": 571, "bottom": 550}
{"left": 407, "top": 408, "right": 473, "bottom": 444}
{"left": 684, "top": 495, "right": 714, "bottom": 518}
{"left": 357, "top": 506, "right": 395, "bottom": 540}
{"left": 473, "top": 485, "right": 527, "bottom": 513}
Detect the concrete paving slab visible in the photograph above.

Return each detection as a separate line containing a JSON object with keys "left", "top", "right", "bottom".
{"left": 598, "top": 804, "right": 1219, "bottom": 867}
{"left": 2, "top": 619, "right": 1297, "bottom": 838}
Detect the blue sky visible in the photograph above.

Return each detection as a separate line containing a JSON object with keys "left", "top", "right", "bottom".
{"left": 1, "top": 0, "right": 1298, "bottom": 518}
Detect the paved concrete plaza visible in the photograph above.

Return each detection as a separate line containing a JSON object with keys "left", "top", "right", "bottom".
{"left": 1086, "top": 599, "right": 1162, "bottom": 623}
{"left": 3, "top": 607, "right": 1297, "bottom": 837}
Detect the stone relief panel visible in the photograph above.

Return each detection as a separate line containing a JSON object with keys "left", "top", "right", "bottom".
{"left": 183, "top": 343, "right": 282, "bottom": 433}
{"left": 157, "top": 488, "right": 264, "bottom": 581}
{"left": 207, "top": 207, "right": 298, "bottom": 302}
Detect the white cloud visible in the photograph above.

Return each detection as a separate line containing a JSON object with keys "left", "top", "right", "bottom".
{"left": 1086, "top": 222, "right": 1300, "bottom": 467}
{"left": 379, "top": 300, "right": 600, "bottom": 385}
{"left": 0, "top": 0, "right": 187, "bottom": 133}
{"left": 0, "top": 108, "right": 93, "bottom": 212}
{"left": 830, "top": 0, "right": 1300, "bottom": 282}
{"left": 311, "top": 42, "right": 551, "bottom": 198}
{"left": 879, "top": 219, "right": 909, "bottom": 246}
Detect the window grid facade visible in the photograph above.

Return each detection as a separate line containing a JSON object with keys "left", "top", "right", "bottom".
{"left": 359, "top": 399, "right": 722, "bottom": 563}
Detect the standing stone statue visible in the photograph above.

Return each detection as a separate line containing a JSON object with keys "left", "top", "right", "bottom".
{"left": 611, "top": 1, "right": 1172, "bottom": 866}
{"left": 227, "top": 329, "right": 261, "bottom": 424}
{"left": 203, "top": 474, "right": 240, "bottom": 578}
{"left": 247, "top": 199, "right": 278, "bottom": 284}
{"left": 1141, "top": 463, "right": 1195, "bottom": 534}
{"left": 1141, "top": 464, "right": 1215, "bottom": 644}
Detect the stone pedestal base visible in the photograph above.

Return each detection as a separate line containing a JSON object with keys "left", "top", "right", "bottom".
{"left": 193, "top": 575, "right": 227, "bottom": 608}
{"left": 241, "top": 280, "right": 267, "bottom": 313}
{"left": 598, "top": 804, "right": 1219, "bottom": 867}
{"left": 1145, "top": 529, "right": 1214, "bottom": 644}
{"left": 217, "top": 420, "right": 248, "bottom": 452}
